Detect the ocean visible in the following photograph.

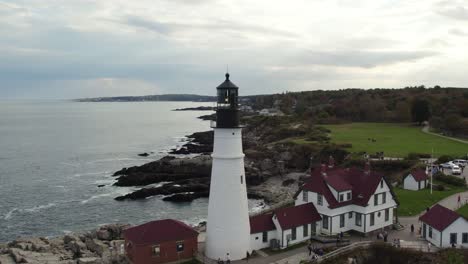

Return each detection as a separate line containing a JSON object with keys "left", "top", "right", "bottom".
{"left": 0, "top": 100, "right": 264, "bottom": 242}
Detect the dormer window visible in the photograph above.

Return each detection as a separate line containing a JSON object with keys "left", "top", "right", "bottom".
{"left": 347, "top": 192, "right": 351, "bottom": 200}
{"left": 339, "top": 194, "right": 344, "bottom": 202}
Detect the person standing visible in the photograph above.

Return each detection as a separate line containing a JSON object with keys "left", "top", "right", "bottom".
{"left": 307, "top": 244, "right": 312, "bottom": 256}
{"left": 410, "top": 224, "right": 414, "bottom": 233}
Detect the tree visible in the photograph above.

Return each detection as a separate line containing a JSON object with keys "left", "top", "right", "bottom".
{"left": 411, "top": 99, "right": 431, "bottom": 125}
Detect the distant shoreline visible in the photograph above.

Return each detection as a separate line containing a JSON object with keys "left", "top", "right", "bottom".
{"left": 73, "top": 94, "right": 216, "bottom": 102}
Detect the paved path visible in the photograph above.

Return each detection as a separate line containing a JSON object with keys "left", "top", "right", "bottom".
{"left": 422, "top": 125, "right": 468, "bottom": 144}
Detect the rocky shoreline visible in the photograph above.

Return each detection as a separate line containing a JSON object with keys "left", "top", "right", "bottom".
{"left": 0, "top": 224, "right": 130, "bottom": 264}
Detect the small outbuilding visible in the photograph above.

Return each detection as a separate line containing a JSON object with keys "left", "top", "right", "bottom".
{"left": 403, "top": 169, "right": 429, "bottom": 191}
{"left": 250, "top": 213, "right": 277, "bottom": 250}
{"left": 419, "top": 204, "right": 468, "bottom": 248}
{"left": 124, "top": 219, "right": 198, "bottom": 264}
{"left": 272, "top": 203, "right": 322, "bottom": 249}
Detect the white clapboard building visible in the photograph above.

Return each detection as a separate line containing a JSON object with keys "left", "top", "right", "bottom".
{"left": 249, "top": 203, "right": 322, "bottom": 250}
{"left": 403, "top": 168, "right": 429, "bottom": 191}
{"left": 294, "top": 159, "right": 398, "bottom": 235}
{"left": 419, "top": 204, "right": 468, "bottom": 248}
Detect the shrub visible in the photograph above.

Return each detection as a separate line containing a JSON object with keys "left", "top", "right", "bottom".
{"left": 406, "top": 153, "right": 431, "bottom": 160}
{"left": 437, "top": 155, "right": 455, "bottom": 164}
{"left": 434, "top": 172, "right": 467, "bottom": 187}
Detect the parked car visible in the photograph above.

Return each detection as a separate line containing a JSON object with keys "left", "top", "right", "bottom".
{"left": 440, "top": 162, "right": 455, "bottom": 169}
{"left": 451, "top": 165, "right": 462, "bottom": 175}
{"left": 453, "top": 159, "right": 467, "bottom": 167}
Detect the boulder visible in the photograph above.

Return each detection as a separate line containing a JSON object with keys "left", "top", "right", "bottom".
{"left": 138, "top": 152, "right": 149, "bottom": 157}
{"left": 78, "top": 257, "right": 102, "bottom": 264}
{"left": 85, "top": 239, "right": 106, "bottom": 257}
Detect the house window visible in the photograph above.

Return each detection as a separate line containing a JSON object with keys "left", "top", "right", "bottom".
{"left": 303, "top": 191, "right": 308, "bottom": 202}
{"left": 450, "top": 233, "right": 457, "bottom": 244}
{"left": 347, "top": 192, "right": 351, "bottom": 201}
{"left": 385, "top": 208, "right": 389, "bottom": 221}
{"left": 340, "top": 214, "right": 345, "bottom": 228}
{"left": 382, "top": 193, "right": 386, "bottom": 204}
{"left": 322, "top": 215, "right": 329, "bottom": 229}
{"left": 262, "top": 231, "right": 268, "bottom": 243}
{"left": 241, "top": 175, "right": 243, "bottom": 184}
{"left": 303, "top": 224, "right": 308, "bottom": 237}
{"left": 370, "top": 213, "right": 375, "bottom": 226}
{"left": 374, "top": 195, "right": 378, "bottom": 206}
{"left": 349, "top": 212, "right": 353, "bottom": 219}
{"left": 152, "top": 245, "right": 160, "bottom": 257}
{"left": 176, "top": 241, "right": 184, "bottom": 252}
{"left": 291, "top": 227, "right": 297, "bottom": 240}
{"left": 355, "top": 213, "right": 362, "bottom": 227}
{"left": 318, "top": 194, "right": 323, "bottom": 206}
{"left": 339, "top": 194, "right": 344, "bottom": 202}
{"left": 462, "top": 233, "right": 468, "bottom": 243}
{"left": 429, "top": 227, "right": 433, "bottom": 238}
{"left": 255, "top": 237, "right": 258, "bottom": 240}
{"left": 380, "top": 180, "right": 384, "bottom": 188}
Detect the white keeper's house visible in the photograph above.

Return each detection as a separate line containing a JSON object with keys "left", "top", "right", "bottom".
{"left": 419, "top": 204, "right": 468, "bottom": 248}
{"left": 403, "top": 168, "right": 429, "bottom": 191}
{"left": 294, "top": 159, "right": 398, "bottom": 235}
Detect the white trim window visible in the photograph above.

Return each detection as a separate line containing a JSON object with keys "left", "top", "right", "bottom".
{"left": 303, "top": 191, "right": 308, "bottom": 202}
{"left": 317, "top": 194, "right": 323, "bottom": 206}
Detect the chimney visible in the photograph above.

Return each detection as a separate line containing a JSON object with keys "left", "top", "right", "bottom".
{"left": 328, "top": 155, "right": 335, "bottom": 169}
{"left": 364, "top": 159, "right": 371, "bottom": 175}
{"left": 321, "top": 163, "right": 327, "bottom": 177}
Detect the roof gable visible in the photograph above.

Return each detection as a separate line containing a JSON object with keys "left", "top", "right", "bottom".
{"left": 124, "top": 219, "right": 198, "bottom": 245}
{"left": 301, "top": 166, "right": 389, "bottom": 208}
{"left": 408, "top": 169, "right": 428, "bottom": 182}
{"left": 274, "top": 203, "right": 321, "bottom": 230}
{"left": 419, "top": 204, "right": 461, "bottom": 231}
{"left": 250, "top": 213, "right": 276, "bottom": 234}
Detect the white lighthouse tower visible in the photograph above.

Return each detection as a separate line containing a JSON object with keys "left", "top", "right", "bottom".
{"left": 205, "top": 73, "right": 251, "bottom": 261}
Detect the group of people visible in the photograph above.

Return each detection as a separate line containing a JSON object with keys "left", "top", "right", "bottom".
{"left": 376, "top": 230, "right": 389, "bottom": 242}
{"left": 307, "top": 240, "right": 324, "bottom": 261}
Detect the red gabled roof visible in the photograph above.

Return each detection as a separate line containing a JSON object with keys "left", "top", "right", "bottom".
{"left": 250, "top": 213, "right": 276, "bottom": 234}
{"left": 408, "top": 169, "right": 428, "bottom": 182}
{"left": 274, "top": 203, "right": 322, "bottom": 230}
{"left": 301, "top": 166, "right": 388, "bottom": 209}
{"left": 124, "top": 219, "right": 198, "bottom": 245}
{"left": 419, "top": 204, "right": 461, "bottom": 231}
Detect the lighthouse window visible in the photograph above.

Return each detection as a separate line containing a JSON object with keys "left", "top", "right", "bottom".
{"left": 232, "top": 132, "right": 235, "bottom": 135}
{"left": 241, "top": 175, "right": 243, "bottom": 184}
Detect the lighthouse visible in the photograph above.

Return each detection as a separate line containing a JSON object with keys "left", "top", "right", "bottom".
{"left": 205, "top": 73, "right": 251, "bottom": 261}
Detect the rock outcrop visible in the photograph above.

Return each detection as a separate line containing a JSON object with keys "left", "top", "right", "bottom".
{"left": 0, "top": 224, "right": 130, "bottom": 264}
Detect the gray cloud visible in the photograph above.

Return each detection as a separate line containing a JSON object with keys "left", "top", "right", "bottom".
{"left": 449, "top": 28, "right": 468, "bottom": 36}
{"left": 120, "top": 16, "right": 297, "bottom": 38}
{"left": 289, "top": 50, "right": 438, "bottom": 68}
{"left": 437, "top": 4, "right": 468, "bottom": 20}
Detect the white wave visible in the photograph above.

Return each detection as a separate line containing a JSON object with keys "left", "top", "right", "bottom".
{"left": 60, "top": 162, "right": 80, "bottom": 167}
{"left": 23, "top": 203, "right": 57, "bottom": 213}
{"left": 4, "top": 208, "right": 18, "bottom": 220}
{"left": 73, "top": 171, "right": 109, "bottom": 177}
{"left": 80, "top": 193, "right": 112, "bottom": 204}
{"left": 87, "top": 158, "right": 152, "bottom": 164}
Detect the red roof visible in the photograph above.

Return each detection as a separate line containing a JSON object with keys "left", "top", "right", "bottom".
{"left": 419, "top": 204, "right": 461, "bottom": 231}
{"left": 274, "top": 203, "right": 322, "bottom": 230}
{"left": 250, "top": 213, "right": 276, "bottom": 234}
{"left": 408, "top": 169, "right": 428, "bottom": 182}
{"left": 301, "top": 166, "right": 390, "bottom": 209}
{"left": 124, "top": 219, "right": 198, "bottom": 245}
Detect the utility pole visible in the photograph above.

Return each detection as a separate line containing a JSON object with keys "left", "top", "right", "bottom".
{"left": 431, "top": 148, "right": 434, "bottom": 194}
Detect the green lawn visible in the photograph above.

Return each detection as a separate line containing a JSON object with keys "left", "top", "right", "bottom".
{"left": 322, "top": 123, "right": 468, "bottom": 158}
{"left": 457, "top": 204, "right": 468, "bottom": 218}
{"left": 395, "top": 186, "right": 466, "bottom": 216}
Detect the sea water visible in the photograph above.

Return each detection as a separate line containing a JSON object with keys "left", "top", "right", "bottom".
{"left": 0, "top": 100, "right": 264, "bottom": 242}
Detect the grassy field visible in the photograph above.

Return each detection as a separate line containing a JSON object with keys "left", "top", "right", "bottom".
{"left": 394, "top": 186, "right": 466, "bottom": 216}
{"left": 322, "top": 123, "right": 468, "bottom": 158}
{"left": 457, "top": 204, "right": 468, "bottom": 218}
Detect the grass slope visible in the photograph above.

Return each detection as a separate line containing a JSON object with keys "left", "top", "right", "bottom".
{"left": 323, "top": 123, "right": 467, "bottom": 158}
{"left": 395, "top": 186, "right": 465, "bottom": 216}
{"left": 457, "top": 204, "right": 468, "bottom": 218}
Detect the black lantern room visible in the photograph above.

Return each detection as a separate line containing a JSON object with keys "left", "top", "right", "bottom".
{"left": 215, "top": 73, "right": 240, "bottom": 128}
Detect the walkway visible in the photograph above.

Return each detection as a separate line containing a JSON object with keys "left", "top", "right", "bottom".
{"left": 422, "top": 125, "right": 468, "bottom": 144}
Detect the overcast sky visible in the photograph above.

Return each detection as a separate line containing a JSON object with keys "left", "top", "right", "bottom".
{"left": 1, "top": 0, "right": 468, "bottom": 99}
